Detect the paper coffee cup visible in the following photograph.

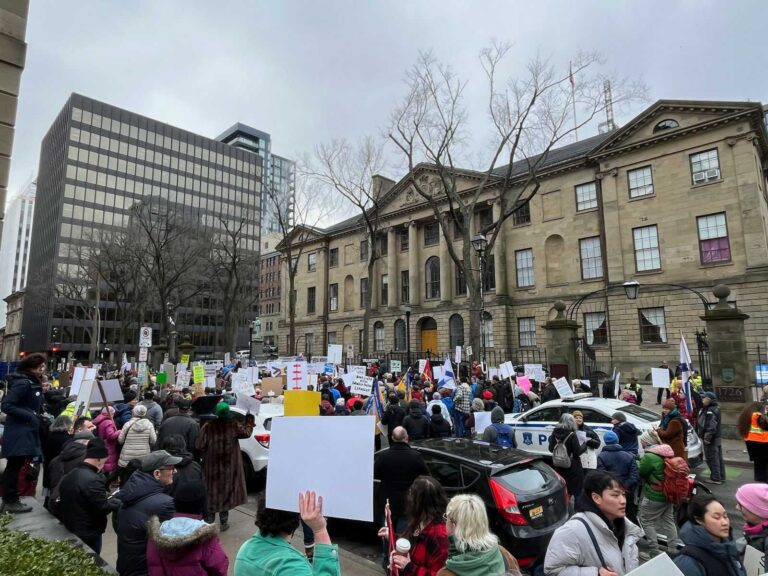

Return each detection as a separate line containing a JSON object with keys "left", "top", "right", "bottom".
{"left": 395, "top": 538, "right": 411, "bottom": 554}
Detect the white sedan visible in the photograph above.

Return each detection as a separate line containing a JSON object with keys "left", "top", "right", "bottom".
{"left": 504, "top": 393, "right": 702, "bottom": 464}
{"left": 230, "top": 400, "right": 284, "bottom": 484}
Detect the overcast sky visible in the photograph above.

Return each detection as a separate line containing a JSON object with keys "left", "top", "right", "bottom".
{"left": 9, "top": 0, "right": 768, "bottom": 204}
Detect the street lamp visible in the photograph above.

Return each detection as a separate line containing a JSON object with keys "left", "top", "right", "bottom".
{"left": 404, "top": 303, "right": 412, "bottom": 370}
{"left": 623, "top": 280, "right": 640, "bottom": 300}
{"left": 471, "top": 233, "right": 488, "bottom": 367}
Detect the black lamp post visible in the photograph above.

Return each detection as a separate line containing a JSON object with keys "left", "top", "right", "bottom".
{"left": 404, "top": 303, "right": 412, "bottom": 370}
{"left": 471, "top": 233, "right": 488, "bottom": 367}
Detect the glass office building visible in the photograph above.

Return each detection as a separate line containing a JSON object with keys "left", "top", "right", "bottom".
{"left": 23, "top": 93, "right": 262, "bottom": 360}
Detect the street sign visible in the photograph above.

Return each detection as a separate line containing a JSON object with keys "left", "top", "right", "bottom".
{"left": 139, "top": 347, "right": 148, "bottom": 362}
{"left": 139, "top": 326, "right": 152, "bottom": 348}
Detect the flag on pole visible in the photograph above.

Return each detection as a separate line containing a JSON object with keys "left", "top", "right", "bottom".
{"left": 438, "top": 357, "right": 457, "bottom": 390}
{"left": 421, "top": 359, "right": 433, "bottom": 383}
{"left": 405, "top": 368, "right": 412, "bottom": 402}
{"left": 679, "top": 333, "right": 694, "bottom": 414}
{"left": 385, "top": 499, "right": 399, "bottom": 576}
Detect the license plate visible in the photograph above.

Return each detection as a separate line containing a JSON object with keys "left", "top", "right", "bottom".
{"left": 529, "top": 505, "right": 544, "bottom": 519}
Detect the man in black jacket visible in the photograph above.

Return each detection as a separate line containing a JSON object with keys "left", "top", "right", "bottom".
{"left": 157, "top": 399, "right": 199, "bottom": 456}
{"left": 381, "top": 394, "right": 406, "bottom": 444}
{"left": 58, "top": 438, "right": 121, "bottom": 554}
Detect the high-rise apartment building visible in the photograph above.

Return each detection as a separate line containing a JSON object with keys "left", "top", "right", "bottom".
{"left": 217, "top": 123, "right": 295, "bottom": 234}
{"left": 0, "top": 176, "right": 35, "bottom": 324}
{"left": 23, "top": 94, "right": 263, "bottom": 360}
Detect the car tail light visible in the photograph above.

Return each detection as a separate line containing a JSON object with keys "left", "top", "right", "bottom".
{"left": 489, "top": 478, "right": 528, "bottom": 526}
{"left": 255, "top": 433, "right": 270, "bottom": 449}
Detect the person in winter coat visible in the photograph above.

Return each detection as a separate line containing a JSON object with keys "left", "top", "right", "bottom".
{"left": 548, "top": 413, "right": 587, "bottom": 503}
{"left": 0, "top": 352, "right": 47, "bottom": 513}
{"left": 140, "top": 390, "right": 164, "bottom": 430}
{"left": 146, "top": 479, "right": 228, "bottom": 576}
{"left": 573, "top": 410, "right": 601, "bottom": 469}
{"left": 113, "top": 390, "right": 138, "bottom": 429}
{"left": 464, "top": 399, "right": 485, "bottom": 437}
{"left": 697, "top": 392, "right": 724, "bottom": 484}
{"left": 196, "top": 402, "right": 254, "bottom": 531}
{"left": 544, "top": 470, "right": 644, "bottom": 576}
{"left": 333, "top": 397, "right": 349, "bottom": 415}
{"left": 437, "top": 493, "right": 520, "bottom": 576}
{"left": 597, "top": 431, "right": 640, "bottom": 521}
{"left": 42, "top": 414, "right": 73, "bottom": 505}
{"left": 47, "top": 431, "right": 94, "bottom": 513}
{"left": 157, "top": 399, "right": 200, "bottom": 458}
{"left": 428, "top": 404, "right": 452, "bottom": 438}
{"left": 657, "top": 399, "right": 687, "bottom": 459}
{"left": 638, "top": 443, "right": 682, "bottom": 558}
{"left": 58, "top": 438, "right": 121, "bottom": 554}
{"left": 382, "top": 394, "right": 407, "bottom": 444}
{"left": 611, "top": 412, "right": 641, "bottom": 456}
{"left": 159, "top": 434, "right": 204, "bottom": 500}
{"left": 674, "top": 495, "right": 746, "bottom": 576}
{"left": 481, "top": 406, "right": 515, "bottom": 448}
{"left": 735, "top": 484, "right": 768, "bottom": 571}
{"left": 540, "top": 378, "right": 558, "bottom": 403}
{"left": 92, "top": 406, "right": 121, "bottom": 478}
{"left": 738, "top": 402, "right": 768, "bottom": 482}
{"left": 118, "top": 404, "right": 157, "bottom": 479}
{"left": 116, "top": 450, "right": 180, "bottom": 576}
{"left": 403, "top": 400, "right": 430, "bottom": 442}
{"left": 426, "top": 393, "right": 452, "bottom": 427}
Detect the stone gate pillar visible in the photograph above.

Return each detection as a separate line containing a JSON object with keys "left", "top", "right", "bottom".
{"left": 544, "top": 301, "right": 579, "bottom": 380}
{"left": 703, "top": 284, "right": 750, "bottom": 439}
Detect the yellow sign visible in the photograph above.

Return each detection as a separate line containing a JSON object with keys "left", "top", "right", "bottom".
{"left": 192, "top": 365, "right": 205, "bottom": 384}
{"left": 180, "top": 354, "right": 190, "bottom": 365}
{"left": 284, "top": 390, "right": 321, "bottom": 417}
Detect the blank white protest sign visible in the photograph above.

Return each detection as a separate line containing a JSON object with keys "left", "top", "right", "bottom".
{"left": 651, "top": 367, "right": 671, "bottom": 388}
{"left": 625, "top": 552, "right": 683, "bottom": 576}
{"left": 266, "top": 415, "right": 375, "bottom": 522}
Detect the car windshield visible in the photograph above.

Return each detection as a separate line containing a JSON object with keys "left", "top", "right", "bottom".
{"left": 617, "top": 404, "right": 660, "bottom": 423}
{"left": 493, "top": 461, "right": 554, "bottom": 495}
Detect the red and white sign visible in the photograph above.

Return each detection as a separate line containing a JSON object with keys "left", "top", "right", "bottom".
{"left": 287, "top": 361, "right": 308, "bottom": 390}
{"left": 139, "top": 326, "right": 152, "bottom": 348}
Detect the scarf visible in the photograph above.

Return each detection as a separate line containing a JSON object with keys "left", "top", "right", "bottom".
{"left": 743, "top": 519, "right": 768, "bottom": 536}
{"left": 661, "top": 407, "right": 680, "bottom": 429}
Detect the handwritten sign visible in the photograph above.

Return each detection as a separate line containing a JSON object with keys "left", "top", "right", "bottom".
{"left": 192, "top": 364, "right": 205, "bottom": 385}
{"left": 390, "top": 360, "right": 402, "bottom": 373}
{"left": 553, "top": 376, "right": 573, "bottom": 398}
{"left": 524, "top": 363, "right": 546, "bottom": 382}
{"left": 231, "top": 371, "right": 255, "bottom": 396}
{"left": 287, "top": 361, "right": 308, "bottom": 390}
{"left": 350, "top": 375, "right": 374, "bottom": 397}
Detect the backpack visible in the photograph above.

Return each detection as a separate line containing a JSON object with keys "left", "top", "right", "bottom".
{"left": 656, "top": 456, "right": 690, "bottom": 505}
{"left": 492, "top": 423, "right": 514, "bottom": 448}
{"left": 552, "top": 432, "right": 573, "bottom": 468}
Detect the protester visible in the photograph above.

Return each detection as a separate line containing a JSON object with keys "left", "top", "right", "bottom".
{"left": 597, "top": 431, "right": 639, "bottom": 521}
{"left": 0, "top": 352, "right": 47, "bottom": 513}
{"left": 737, "top": 402, "right": 768, "bottom": 482}
{"left": 674, "top": 495, "right": 746, "bottom": 576}
{"left": 540, "top": 378, "right": 558, "bottom": 403}
{"left": 453, "top": 380, "right": 472, "bottom": 438}
{"left": 657, "top": 399, "right": 687, "bottom": 459}
{"left": 544, "top": 470, "right": 643, "bottom": 576}
{"left": 426, "top": 392, "right": 452, "bottom": 426}
{"left": 58, "top": 438, "right": 121, "bottom": 554}
{"left": 235, "top": 491, "right": 339, "bottom": 575}
{"left": 382, "top": 393, "right": 407, "bottom": 444}
{"left": 637, "top": 443, "right": 682, "bottom": 559}
{"left": 403, "top": 400, "right": 430, "bottom": 442}
{"left": 627, "top": 378, "right": 643, "bottom": 406}
{"left": 573, "top": 410, "right": 601, "bottom": 469}
{"left": 437, "top": 493, "right": 521, "bottom": 576}
{"left": 656, "top": 361, "right": 674, "bottom": 404}
{"left": 196, "top": 402, "right": 254, "bottom": 532}
{"left": 140, "top": 390, "right": 164, "bottom": 430}
{"left": 548, "top": 413, "right": 587, "bottom": 503}
{"left": 464, "top": 399, "right": 485, "bottom": 437}
{"left": 114, "top": 390, "right": 139, "bottom": 428}
{"left": 428, "top": 404, "right": 452, "bottom": 439}
{"left": 378, "top": 475, "right": 449, "bottom": 575}
{"left": 92, "top": 406, "right": 121, "bottom": 482}
{"left": 147, "top": 479, "right": 228, "bottom": 576}
{"left": 157, "top": 398, "right": 200, "bottom": 457}
{"left": 47, "top": 430, "right": 94, "bottom": 515}
{"left": 481, "top": 406, "right": 515, "bottom": 448}
{"left": 611, "top": 412, "right": 641, "bottom": 456}
{"left": 160, "top": 434, "right": 204, "bottom": 498}
{"left": 696, "top": 392, "right": 724, "bottom": 484}
{"left": 735, "top": 484, "right": 768, "bottom": 569}
{"left": 116, "top": 451, "right": 180, "bottom": 576}
{"left": 350, "top": 400, "right": 367, "bottom": 416}
{"left": 42, "top": 414, "right": 73, "bottom": 506}
{"left": 118, "top": 404, "right": 157, "bottom": 483}
{"left": 333, "top": 397, "right": 349, "bottom": 415}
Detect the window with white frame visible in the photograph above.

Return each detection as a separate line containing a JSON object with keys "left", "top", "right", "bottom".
{"left": 518, "top": 317, "right": 536, "bottom": 347}
{"left": 575, "top": 182, "right": 598, "bottom": 211}
{"left": 374, "top": 321, "right": 385, "bottom": 351}
{"left": 633, "top": 225, "right": 661, "bottom": 271}
{"left": 584, "top": 312, "right": 607, "bottom": 345}
{"left": 579, "top": 237, "right": 603, "bottom": 279}
{"left": 307, "top": 252, "right": 317, "bottom": 272}
{"left": 697, "top": 212, "right": 731, "bottom": 264}
{"left": 628, "top": 166, "right": 654, "bottom": 198}
{"left": 639, "top": 307, "right": 667, "bottom": 343}
{"left": 515, "top": 248, "right": 534, "bottom": 287}
{"left": 690, "top": 149, "right": 720, "bottom": 184}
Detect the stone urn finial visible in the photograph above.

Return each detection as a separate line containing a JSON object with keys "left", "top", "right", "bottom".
{"left": 712, "top": 284, "right": 730, "bottom": 309}
{"left": 553, "top": 300, "right": 566, "bottom": 320}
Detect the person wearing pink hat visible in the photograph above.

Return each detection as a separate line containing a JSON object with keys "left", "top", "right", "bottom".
{"left": 736, "top": 483, "right": 768, "bottom": 568}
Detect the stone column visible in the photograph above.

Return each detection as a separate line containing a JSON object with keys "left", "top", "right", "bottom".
{"left": 492, "top": 201, "right": 507, "bottom": 297}
{"left": 439, "top": 215, "right": 452, "bottom": 303}
{"left": 387, "top": 227, "right": 398, "bottom": 308}
{"left": 703, "top": 284, "right": 750, "bottom": 439}
{"left": 408, "top": 222, "right": 421, "bottom": 306}
{"left": 543, "top": 301, "right": 580, "bottom": 380}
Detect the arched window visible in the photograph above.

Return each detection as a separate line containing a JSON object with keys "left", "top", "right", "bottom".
{"left": 449, "top": 314, "right": 464, "bottom": 348}
{"left": 343, "top": 275, "right": 354, "bottom": 311}
{"left": 374, "top": 321, "right": 385, "bottom": 351}
{"left": 653, "top": 119, "right": 679, "bottom": 133}
{"left": 482, "top": 312, "right": 494, "bottom": 348}
{"left": 425, "top": 256, "right": 440, "bottom": 299}
{"left": 394, "top": 319, "right": 407, "bottom": 352}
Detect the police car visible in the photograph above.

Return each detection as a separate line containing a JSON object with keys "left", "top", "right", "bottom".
{"left": 504, "top": 393, "right": 702, "bottom": 464}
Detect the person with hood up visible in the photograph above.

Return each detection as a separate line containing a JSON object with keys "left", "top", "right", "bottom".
{"left": 403, "top": 399, "right": 430, "bottom": 441}
{"left": 117, "top": 450, "right": 180, "bottom": 576}
{"left": 697, "top": 392, "right": 724, "bottom": 484}
{"left": 481, "top": 406, "right": 515, "bottom": 448}
{"left": 637, "top": 443, "right": 682, "bottom": 559}
{"left": 656, "top": 398, "right": 687, "bottom": 459}
{"left": 146, "top": 479, "right": 228, "bottom": 576}
{"left": 544, "top": 470, "right": 644, "bottom": 576}
{"left": 437, "top": 493, "right": 520, "bottom": 576}
{"left": 118, "top": 404, "right": 157, "bottom": 483}
{"left": 140, "top": 390, "right": 164, "bottom": 430}
{"left": 92, "top": 406, "right": 121, "bottom": 481}
{"left": 573, "top": 410, "right": 602, "bottom": 470}
{"left": 548, "top": 413, "right": 587, "bottom": 502}
{"left": 674, "top": 494, "right": 746, "bottom": 576}
{"left": 428, "top": 404, "right": 452, "bottom": 438}
{"left": 597, "top": 431, "right": 639, "bottom": 521}
{"left": 426, "top": 392, "right": 452, "bottom": 427}
{"left": 735, "top": 484, "right": 768, "bottom": 570}
{"left": 611, "top": 412, "right": 641, "bottom": 456}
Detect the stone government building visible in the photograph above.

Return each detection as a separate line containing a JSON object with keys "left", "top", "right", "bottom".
{"left": 278, "top": 99, "right": 768, "bottom": 383}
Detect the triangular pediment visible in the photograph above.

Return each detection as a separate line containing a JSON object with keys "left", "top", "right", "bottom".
{"left": 274, "top": 224, "right": 325, "bottom": 250}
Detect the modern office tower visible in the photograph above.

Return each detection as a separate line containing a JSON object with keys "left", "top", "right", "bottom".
{"left": 217, "top": 123, "right": 295, "bottom": 234}
{"left": 23, "top": 93, "right": 262, "bottom": 361}
{"left": 0, "top": 176, "right": 35, "bottom": 324}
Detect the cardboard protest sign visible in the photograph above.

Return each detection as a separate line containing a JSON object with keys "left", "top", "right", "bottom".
{"left": 341, "top": 372, "right": 356, "bottom": 388}
{"left": 236, "top": 393, "right": 261, "bottom": 415}
{"left": 284, "top": 390, "right": 321, "bottom": 416}
{"left": 432, "top": 366, "right": 443, "bottom": 381}
{"left": 266, "top": 361, "right": 284, "bottom": 377}
{"left": 307, "top": 362, "right": 325, "bottom": 376}
{"left": 286, "top": 361, "right": 308, "bottom": 390}
{"left": 248, "top": 366, "right": 260, "bottom": 385}
{"left": 553, "top": 377, "right": 573, "bottom": 398}
{"left": 163, "top": 363, "right": 176, "bottom": 387}
{"left": 266, "top": 415, "right": 374, "bottom": 521}
{"left": 350, "top": 375, "right": 374, "bottom": 397}
{"left": 99, "top": 379, "right": 124, "bottom": 402}
{"left": 390, "top": 360, "right": 402, "bottom": 373}
{"left": 204, "top": 376, "right": 216, "bottom": 390}
{"left": 474, "top": 411, "right": 492, "bottom": 435}
{"left": 744, "top": 544, "right": 766, "bottom": 576}
{"left": 516, "top": 375, "right": 532, "bottom": 393}
{"left": 418, "top": 359, "right": 426, "bottom": 375}
{"left": 625, "top": 553, "right": 683, "bottom": 576}
{"left": 327, "top": 344, "right": 343, "bottom": 364}
{"left": 70, "top": 367, "right": 97, "bottom": 396}
{"left": 157, "top": 372, "right": 167, "bottom": 386}
{"left": 455, "top": 346, "right": 462, "bottom": 364}
{"left": 192, "top": 364, "right": 205, "bottom": 385}
{"left": 231, "top": 371, "right": 255, "bottom": 396}
{"left": 260, "top": 377, "right": 285, "bottom": 397}
{"left": 499, "top": 363, "right": 511, "bottom": 379}
{"left": 180, "top": 354, "right": 190, "bottom": 366}
{"left": 488, "top": 367, "right": 499, "bottom": 380}
{"left": 347, "top": 365, "right": 366, "bottom": 377}
{"left": 651, "top": 367, "right": 671, "bottom": 388}
{"left": 524, "top": 363, "right": 546, "bottom": 381}
{"left": 74, "top": 379, "right": 96, "bottom": 416}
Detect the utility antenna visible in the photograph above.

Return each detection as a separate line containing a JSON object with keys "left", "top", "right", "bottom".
{"left": 598, "top": 80, "right": 618, "bottom": 134}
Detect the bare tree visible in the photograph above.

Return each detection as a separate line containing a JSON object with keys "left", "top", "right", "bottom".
{"left": 312, "top": 138, "right": 389, "bottom": 356}
{"left": 389, "top": 45, "right": 647, "bottom": 354}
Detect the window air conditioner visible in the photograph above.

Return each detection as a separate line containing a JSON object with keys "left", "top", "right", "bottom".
{"left": 705, "top": 168, "right": 720, "bottom": 180}
{"left": 693, "top": 172, "right": 707, "bottom": 184}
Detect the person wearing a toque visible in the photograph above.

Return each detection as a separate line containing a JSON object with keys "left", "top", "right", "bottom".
{"left": 482, "top": 406, "right": 515, "bottom": 448}
{"left": 140, "top": 390, "right": 163, "bottom": 431}
{"left": 147, "top": 479, "right": 229, "bottom": 576}
{"left": 58, "top": 438, "right": 121, "bottom": 554}
{"left": 696, "top": 392, "right": 724, "bottom": 484}
{"left": 118, "top": 404, "right": 157, "bottom": 486}
{"left": 597, "top": 431, "right": 640, "bottom": 521}
{"left": 638, "top": 443, "right": 682, "bottom": 559}
{"left": 656, "top": 398, "right": 687, "bottom": 459}
{"left": 114, "top": 390, "right": 139, "bottom": 429}
{"left": 92, "top": 406, "right": 121, "bottom": 485}
{"left": 157, "top": 397, "right": 200, "bottom": 459}
{"left": 736, "top": 484, "right": 768, "bottom": 568}
{"left": 196, "top": 401, "right": 254, "bottom": 532}
{"left": 333, "top": 397, "right": 349, "bottom": 416}
{"left": 116, "top": 450, "right": 179, "bottom": 576}
{"left": 611, "top": 411, "right": 641, "bottom": 456}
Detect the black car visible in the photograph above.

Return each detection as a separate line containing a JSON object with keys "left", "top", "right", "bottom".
{"left": 374, "top": 438, "right": 569, "bottom": 569}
